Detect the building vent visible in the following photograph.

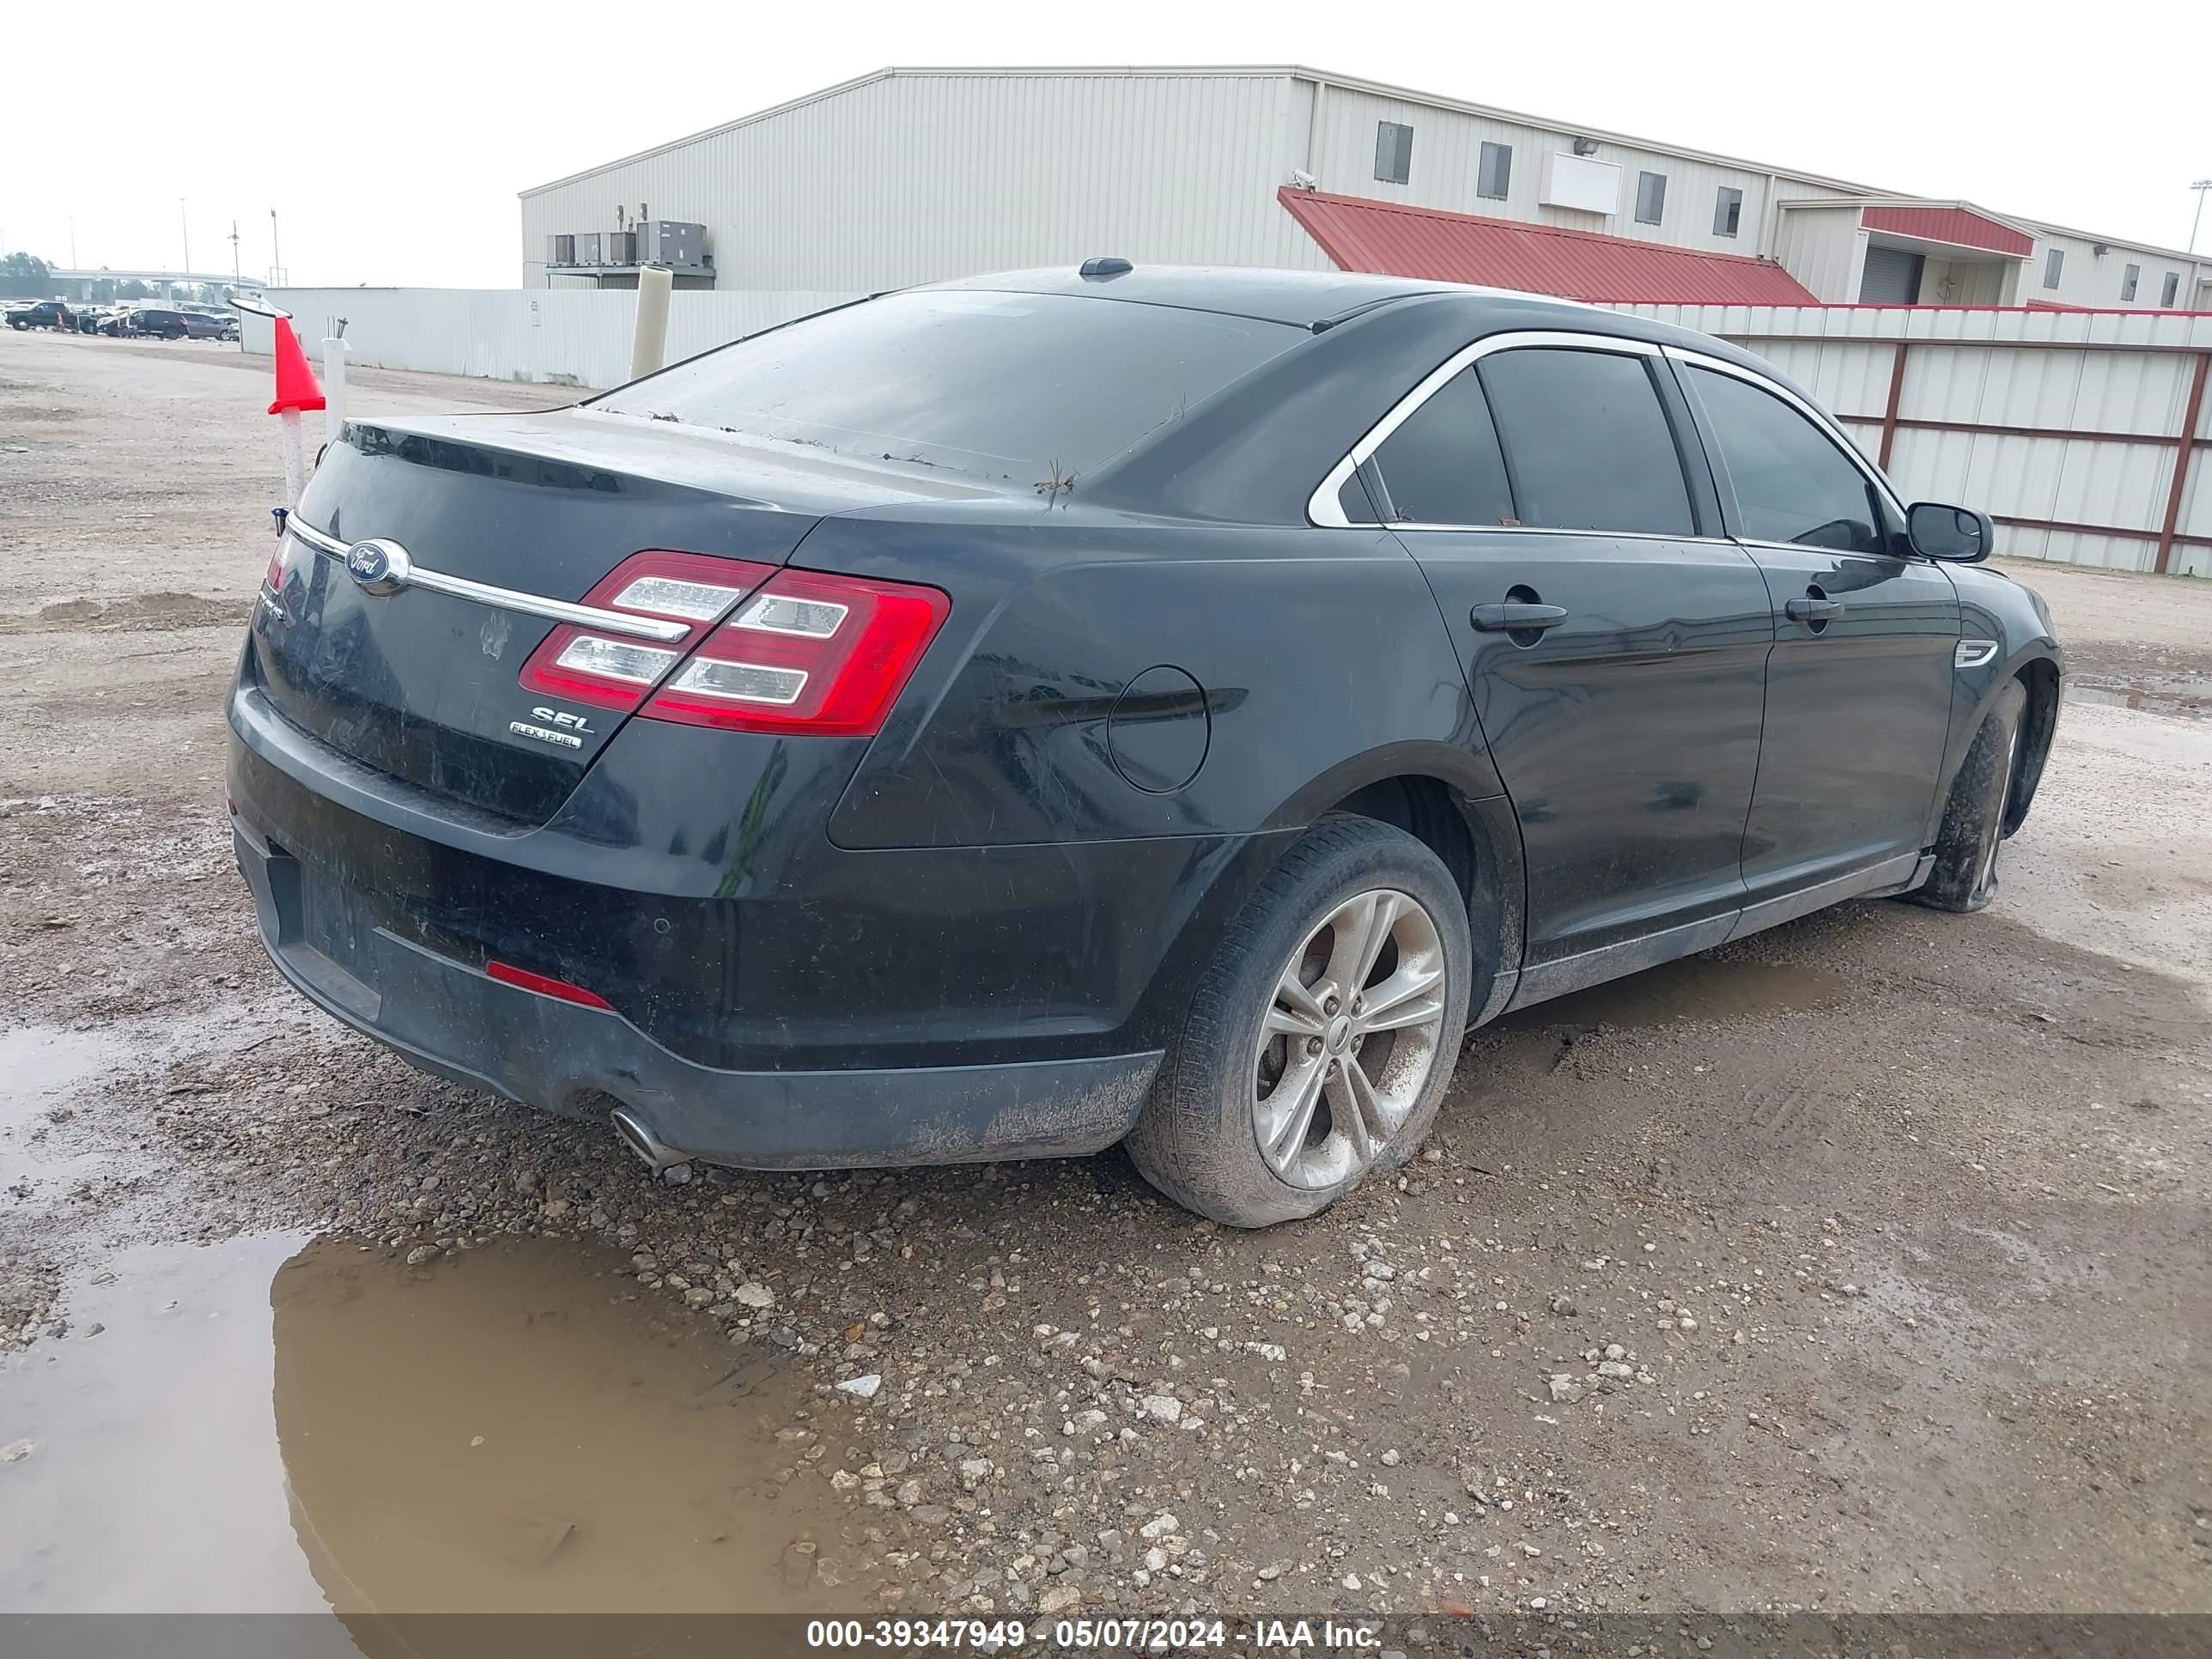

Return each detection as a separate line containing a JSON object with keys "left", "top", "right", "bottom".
{"left": 637, "top": 221, "right": 707, "bottom": 267}
{"left": 1539, "top": 151, "right": 1622, "bottom": 216}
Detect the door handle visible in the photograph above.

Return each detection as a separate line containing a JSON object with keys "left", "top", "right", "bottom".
{"left": 1785, "top": 596, "right": 1844, "bottom": 623}
{"left": 1470, "top": 602, "right": 1569, "bottom": 632}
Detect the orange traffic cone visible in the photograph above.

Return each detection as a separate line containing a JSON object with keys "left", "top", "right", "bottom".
{"left": 268, "top": 317, "right": 325, "bottom": 415}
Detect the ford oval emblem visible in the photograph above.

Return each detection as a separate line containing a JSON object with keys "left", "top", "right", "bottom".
{"left": 343, "top": 538, "right": 412, "bottom": 596}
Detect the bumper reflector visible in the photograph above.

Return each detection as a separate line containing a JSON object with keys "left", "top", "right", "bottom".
{"left": 485, "top": 959, "right": 615, "bottom": 1011}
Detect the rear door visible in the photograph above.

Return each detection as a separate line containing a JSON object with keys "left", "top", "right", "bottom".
{"left": 1347, "top": 333, "right": 1774, "bottom": 994}
{"left": 1668, "top": 355, "right": 1957, "bottom": 919}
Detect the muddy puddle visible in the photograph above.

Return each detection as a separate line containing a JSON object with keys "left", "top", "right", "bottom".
{"left": 2069, "top": 678, "right": 2209, "bottom": 718}
{"left": 0, "top": 1023, "right": 139, "bottom": 1194}
{"left": 1493, "top": 954, "right": 1850, "bottom": 1032}
{"left": 0, "top": 1231, "right": 873, "bottom": 1631}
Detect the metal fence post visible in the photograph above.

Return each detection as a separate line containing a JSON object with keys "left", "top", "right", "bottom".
{"left": 2154, "top": 349, "right": 2210, "bottom": 575}
{"left": 1878, "top": 342, "right": 1909, "bottom": 470}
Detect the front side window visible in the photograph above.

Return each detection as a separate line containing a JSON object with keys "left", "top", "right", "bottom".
{"left": 2043, "top": 247, "right": 2064, "bottom": 289}
{"left": 1477, "top": 142, "right": 1512, "bottom": 201}
{"left": 1375, "top": 122, "right": 1413, "bottom": 185}
{"left": 2122, "top": 263, "right": 2141, "bottom": 301}
{"left": 1686, "top": 365, "right": 1883, "bottom": 555}
{"left": 1714, "top": 185, "right": 1743, "bottom": 238}
{"left": 1635, "top": 170, "right": 1667, "bottom": 225}
{"left": 1476, "top": 348, "right": 1695, "bottom": 537}
{"left": 1364, "top": 366, "right": 1516, "bottom": 526}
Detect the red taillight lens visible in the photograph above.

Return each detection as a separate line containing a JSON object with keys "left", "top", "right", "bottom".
{"left": 517, "top": 551, "right": 775, "bottom": 712}
{"left": 264, "top": 527, "right": 298, "bottom": 594}
{"left": 641, "top": 568, "right": 950, "bottom": 738}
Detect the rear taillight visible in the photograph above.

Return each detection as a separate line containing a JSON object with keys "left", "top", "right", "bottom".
{"left": 264, "top": 528, "right": 298, "bottom": 593}
{"left": 641, "top": 568, "right": 950, "bottom": 738}
{"left": 517, "top": 551, "right": 775, "bottom": 712}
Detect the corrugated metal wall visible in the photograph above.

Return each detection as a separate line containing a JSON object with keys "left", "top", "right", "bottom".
{"left": 1300, "top": 82, "right": 1813, "bottom": 258}
{"left": 1771, "top": 205, "right": 1866, "bottom": 303}
{"left": 517, "top": 69, "right": 1874, "bottom": 289}
{"left": 520, "top": 70, "right": 1311, "bottom": 292}
{"left": 516, "top": 68, "right": 2212, "bottom": 317}
{"left": 1635, "top": 304, "right": 2212, "bottom": 576}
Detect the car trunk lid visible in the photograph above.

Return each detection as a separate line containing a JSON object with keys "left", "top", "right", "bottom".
{"left": 250, "top": 408, "right": 972, "bottom": 823}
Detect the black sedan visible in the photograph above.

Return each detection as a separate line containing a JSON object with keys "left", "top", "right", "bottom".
{"left": 228, "top": 265, "right": 2060, "bottom": 1225}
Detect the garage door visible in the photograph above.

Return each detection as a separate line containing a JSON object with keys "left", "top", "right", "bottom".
{"left": 1860, "top": 247, "right": 1925, "bottom": 305}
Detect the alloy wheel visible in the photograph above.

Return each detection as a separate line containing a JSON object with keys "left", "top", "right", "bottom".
{"left": 1253, "top": 887, "right": 1449, "bottom": 1188}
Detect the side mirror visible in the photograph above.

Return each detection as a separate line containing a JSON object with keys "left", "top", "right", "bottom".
{"left": 1906, "top": 501, "right": 1994, "bottom": 562}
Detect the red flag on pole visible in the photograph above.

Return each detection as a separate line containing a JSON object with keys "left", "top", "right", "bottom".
{"left": 268, "top": 317, "right": 325, "bottom": 416}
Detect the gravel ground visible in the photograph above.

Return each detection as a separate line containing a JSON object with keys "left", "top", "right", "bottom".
{"left": 2, "top": 330, "right": 2209, "bottom": 1627}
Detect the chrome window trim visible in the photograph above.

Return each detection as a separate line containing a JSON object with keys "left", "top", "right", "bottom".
{"left": 1305, "top": 328, "right": 1907, "bottom": 537}
{"left": 1305, "top": 330, "right": 1666, "bottom": 530}
{"left": 283, "top": 516, "right": 692, "bottom": 644}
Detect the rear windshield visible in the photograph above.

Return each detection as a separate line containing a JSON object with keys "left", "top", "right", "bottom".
{"left": 593, "top": 289, "right": 1302, "bottom": 483}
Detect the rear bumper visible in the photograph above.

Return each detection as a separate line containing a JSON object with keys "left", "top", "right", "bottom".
{"left": 234, "top": 823, "right": 1159, "bottom": 1170}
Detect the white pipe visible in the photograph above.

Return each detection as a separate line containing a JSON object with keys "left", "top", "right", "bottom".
{"left": 278, "top": 409, "right": 307, "bottom": 508}
{"left": 629, "top": 264, "right": 672, "bottom": 382}
{"left": 321, "top": 332, "right": 349, "bottom": 449}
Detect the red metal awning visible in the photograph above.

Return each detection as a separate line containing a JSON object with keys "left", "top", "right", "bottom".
{"left": 1278, "top": 187, "right": 1820, "bottom": 306}
{"left": 1861, "top": 205, "right": 2032, "bottom": 258}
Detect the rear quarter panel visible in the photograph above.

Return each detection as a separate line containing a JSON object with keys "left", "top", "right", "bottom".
{"left": 816, "top": 507, "right": 1502, "bottom": 849}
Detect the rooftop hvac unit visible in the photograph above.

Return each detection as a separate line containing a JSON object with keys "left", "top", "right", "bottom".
{"left": 605, "top": 230, "right": 637, "bottom": 265}
{"left": 572, "top": 232, "right": 603, "bottom": 266}
{"left": 546, "top": 234, "right": 576, "bottom": 267}
{"left": 637, "top": 220, "right": 706, "bottom": 267}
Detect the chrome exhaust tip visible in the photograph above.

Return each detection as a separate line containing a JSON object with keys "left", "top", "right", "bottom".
{"left": 609, "top": 1106, "right": 689, "bottom": 1173}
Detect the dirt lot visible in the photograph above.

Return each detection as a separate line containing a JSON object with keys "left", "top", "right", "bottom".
{"left": 2, "top": 330, "right": 2209, "bottom": 1639}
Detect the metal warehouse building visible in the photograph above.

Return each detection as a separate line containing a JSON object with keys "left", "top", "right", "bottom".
{"left": 520, "top": 65, "right": 2212, "bottom": 312}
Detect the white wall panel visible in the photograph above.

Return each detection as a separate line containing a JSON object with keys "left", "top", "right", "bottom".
{"left": 520, "top": 70, "right": 1307, "bottom": 292}
{"left": 244, "top": 288, "right": 860, "bottom": 390}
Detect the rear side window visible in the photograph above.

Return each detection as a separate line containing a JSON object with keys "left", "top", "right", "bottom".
{"left": 1364, "top": 367, "right": 1516, "bottom": 526}
{"left": 1475, "top": 348, "right": 1695, "bottom": 537}
{"left": 595, "top": 290, "right": 1302, "bottom": 483}
{"left": 1685, "top": 365, "right": 1884, "bottom": 554}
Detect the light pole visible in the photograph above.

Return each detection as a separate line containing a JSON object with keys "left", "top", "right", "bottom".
{"left": 270, "top": 208, "right": 282, "bottom": 285}
{"left": 68, "top": 216, "right": 76, "bottom": 268}
{"left": 179, "top": 198, "right": 191, "bottom": 280}
{"left": 2192, "top": 180, "right": 2212, "bottom": 255}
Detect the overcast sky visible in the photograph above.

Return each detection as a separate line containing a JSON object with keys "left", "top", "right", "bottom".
{"left": 3, "top": 0, "right": 2207, "bottom": 288}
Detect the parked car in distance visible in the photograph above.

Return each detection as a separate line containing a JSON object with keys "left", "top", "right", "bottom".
{"left": 126, "top": 307, "right": 190, "bottom": 340}
{"left": 5, "top": 299, "right": 73, "bottom": 331}
{"left": 229, "top": 265, "right": 2063, "bottom": 1226}
{"left": 181, "top": 308, "right": 240, "bottom": 341}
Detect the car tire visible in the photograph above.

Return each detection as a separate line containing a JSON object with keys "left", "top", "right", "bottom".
{"left": 1911, "top": 677, "right": 2027, "bottom": 914}
{"left": 1125, "top": 816, "right": 1472, "bottom": 1227}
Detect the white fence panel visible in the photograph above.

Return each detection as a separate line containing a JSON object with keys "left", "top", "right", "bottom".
{"left": 241, "top": 288, "right": 860, "bottom": 390}
{"left": 1635, "top": 302, "right": 2212, "bottom": 575}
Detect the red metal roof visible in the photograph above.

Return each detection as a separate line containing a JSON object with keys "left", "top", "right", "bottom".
{"left": 1277, "top": 188, "right": 1820, "bottom": 306}
{"left": 1861, "top": 205, "right": 2033, "bottom": 258}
